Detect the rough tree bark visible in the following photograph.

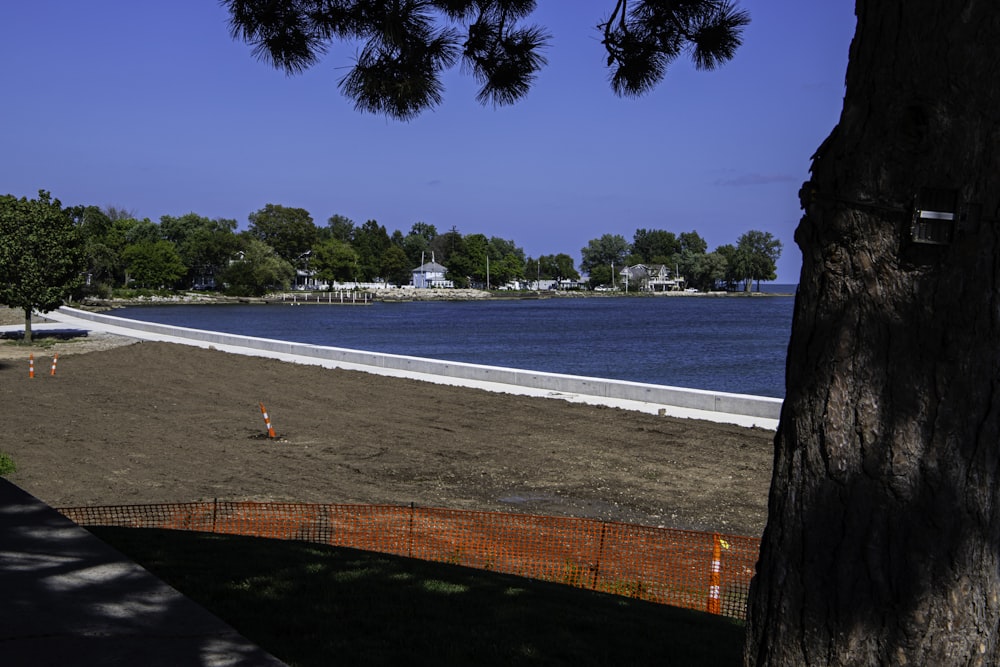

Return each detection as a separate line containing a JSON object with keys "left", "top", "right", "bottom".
{"left": 746, "top": 2, "right": 1000, "bottom": 665}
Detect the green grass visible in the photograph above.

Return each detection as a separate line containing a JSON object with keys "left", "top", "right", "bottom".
{"left": 90, "top": 527, "right": 744, "bottom": 667}
{"left": 0, "top": 452, "right": 14, "bottom": 475}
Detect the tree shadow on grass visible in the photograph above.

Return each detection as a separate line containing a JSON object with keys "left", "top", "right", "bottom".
{"left": 91, "top": 527, "right": 744, "bottom": 667}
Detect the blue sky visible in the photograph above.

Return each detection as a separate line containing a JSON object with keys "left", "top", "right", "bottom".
{"left": 1, "top": 2, "right": 855, "bottom": 282}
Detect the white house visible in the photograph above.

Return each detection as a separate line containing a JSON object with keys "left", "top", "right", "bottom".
{"left": 619, "top": 264, "right": 685, "bottom": 292}
{"left": 411, "top": 260, "right": 454, "bottom": 288}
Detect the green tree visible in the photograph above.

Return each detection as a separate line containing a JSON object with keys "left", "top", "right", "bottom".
{"left": 312, "top": 237, "right": 359, "bottom": 285}
{"left": 446, "top": 232, "right": 485, "bottom": 285}
{"left": 219, "top": 239, "right": 294, "bottom": 296}
{"left": 553, "top": 253, "right": 580, "bottom": 281}
{"left": 632, "top": 228, "right": 681, "bottom": 264}
{"left": 678, "top": 230, "right": 708, "bottom": 255}
{"left": 159, "top": 213, "right": 240, "bottom": 289}
{"left": 400, "top": 222, "right": 438, "bottom": 267}
{"left": 68, "top": 205, "right": 116, "bottom": 295}
{"left": 247, "top": 204, "right": 317, "bottom": 263}
{"left": 351, "top": 219, "right": 392, "bottom": 281}
{"left": 0, "top": 191, "right": 85, "bottom": 342}
{"left": 487, "top": 237, "right": 526, "bottom": 285}
{"left": 380, "top": 245, "right": 412, "bottom": 286}
{"left": 528, "top": 253, "right": 579, "bottom": 284}
{"left": 681, "top": 252, "right": 728, "bottom": 292}
{"left": 121, "top": 240, "right": 187, "bottom": 289}
{"left": 429, "top": 226, "right": 463, "bottom": 268}
{"left": 102, "top": 217, "right": 160, "bottom": 287}
{"left": 735, "top": 230, "right": 782, "bottom": 292}
{"left": 586, "top": 264, "right": 615, "bottom": 289}
{"left": 323, "top": 214, "right": 355, "bottom": 243}
{"left": 713, "top": 243, "right": 740, "bottom": 291}
{"left": 579, "top": 234, "right": 630, "bottom": 278}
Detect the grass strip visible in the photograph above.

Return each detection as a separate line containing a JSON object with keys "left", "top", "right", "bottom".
{"left": 91, "top": 527, "right": 744, "bottom": 666}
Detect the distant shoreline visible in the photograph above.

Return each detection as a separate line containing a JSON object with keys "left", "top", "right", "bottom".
{"left": 80, "top": 285, "right": 795, "bottom": 309}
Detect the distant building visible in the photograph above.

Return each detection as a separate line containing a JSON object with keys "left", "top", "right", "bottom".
{"left": 619, "top": 264, "right": 685, "bottom": 292}
{"left": 411, "top": 260, "right": 454, "bottom": 288}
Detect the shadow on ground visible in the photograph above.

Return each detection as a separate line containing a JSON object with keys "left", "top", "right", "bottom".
{"left": 92, "top": 527, "right": 745, "bottom": 667}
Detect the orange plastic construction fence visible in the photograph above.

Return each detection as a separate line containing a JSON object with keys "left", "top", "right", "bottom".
{"left": 59, "top": 501, "right": 760, "bottom": 620}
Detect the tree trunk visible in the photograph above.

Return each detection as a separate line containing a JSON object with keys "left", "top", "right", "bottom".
{"left": 746, "top": 2, "right": 1000, "bottom": 665}
{"left": 23, "top": 307, "right": 32, "bottom": 344}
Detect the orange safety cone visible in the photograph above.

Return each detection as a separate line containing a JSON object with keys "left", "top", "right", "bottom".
{"left": 707, "top": 534, "right": 723, "bottom": 615}
{"left": 29, "top": 353, "right": 34, "bottom": 379}
{"left": 259, "top": 402, "right": 276, "bottom": 439}
{"left": 50, "top": 353, "right": 59, "bottom": 376}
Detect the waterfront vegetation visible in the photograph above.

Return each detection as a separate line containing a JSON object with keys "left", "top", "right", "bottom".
{"left": 0, "top": 452, "right": 14, "bottom": 476}
{"left": 2, "top": 193, "right": 783, "bottom": 310}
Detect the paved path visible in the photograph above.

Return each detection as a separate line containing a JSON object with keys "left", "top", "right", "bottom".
{"left": 0, "top": 480, "right": 286, "bottom": 666}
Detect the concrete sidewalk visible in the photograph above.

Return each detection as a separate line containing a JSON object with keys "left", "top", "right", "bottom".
{"left": 0, "top": 479, "right": 286, "bottom": 666}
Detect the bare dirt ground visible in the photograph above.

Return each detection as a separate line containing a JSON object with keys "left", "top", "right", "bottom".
{"left": 0, "top": 308, "right": 776, "bottom": 537}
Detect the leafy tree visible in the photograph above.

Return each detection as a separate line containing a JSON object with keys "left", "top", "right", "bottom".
{"left": 68, "top": 205, "right": 116, "bottom": 295}
{"left": 323, "top": 214, "right": 355, "bottom": 243}
{"left": 528, "top": 253, "right": 579, "bottom": 284}
{"left": 351, "top": 219, "right": 392, "bottom": 280}
{"left": 312, "top": 237, "right": 359, "bottom": 284}
{"left": 735, "top": 230, "right": 781, "bottom": 292}
{"left": 0, "top": 191, "right": 85, "bottom": 342}
{"left": 159, "top": 213, "right": 240, "bottom": 289}
{"left": 488, "top": 236, "right": 523, "bottom": 261}
{"left": 444, "top": 232, "right": 483, "bottom": 285}
{"left": 586, "top": 264, "right": 615, "bottom": 289}
{"left": 399, "top": 221, "right": 438, "bottom": 267}
{"left": 676, "top": 249, "right": 727, "bottom": 292}
{"left": 380, "top": 245, "right": 412, "bottom": 286}
{"left": 247, "top": 204, "right": 317, "bottom": 263}
{"left": 553, "top": 253, "right": 580, "bottom": 281}
{"left": 219, "top": 238, "right": 294, "bottom": 296}
{"left": 101, "top": 217, "right": 160, "bottom": 286}
{"left": 713, "top": 243, "right": 740, "bottom": 291}
{"left": 678, "top": 230, "right": 708, "bottom": 255}
{"left": 484, "top": 236, "right": 525, "bottom": 286}
{"left": 228, "top": 3, "right": 1000, "bottom": 664}
{"left": 121, "top": 240, "right": 187, "bottom": 289}
{"left": 428, "top": 226, "right": 463, "bottom": 267}
{"left": 409, "top": 221, "right": 437, "bottom": 242}
{"left": 579, "top": 234, "right": 630, "bottom": 276}
{"left": 632, "top": 228, "right": 681, "bottom": 264}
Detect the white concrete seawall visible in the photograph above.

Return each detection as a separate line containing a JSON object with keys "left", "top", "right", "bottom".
{"left": 49, "top": 306, "right": 782, "bottom": 430}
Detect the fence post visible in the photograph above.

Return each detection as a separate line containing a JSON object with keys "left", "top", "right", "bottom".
{"left": 591, "top": 522, "right": 608, "bottom": 590}
{"left": 408, "top": 502, "right": 415, "bottom": 558}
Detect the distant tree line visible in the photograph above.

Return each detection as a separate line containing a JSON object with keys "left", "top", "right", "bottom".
{"left": 2, "top": 193, "right": 783, "bottom": 318}
{"left": 581, "top": 228, "right": 782, "bottom": 292}
{"left": 66, "top": 203, "right": 560, "bottom": 296}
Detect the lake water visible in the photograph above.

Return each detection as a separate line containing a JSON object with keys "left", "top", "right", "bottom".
{"left": 116, "top": 287, "right": 795, "bottom": 398}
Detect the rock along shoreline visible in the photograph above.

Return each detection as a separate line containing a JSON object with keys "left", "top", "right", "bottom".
{"left": 78, "top": 286, "right": 793, "bottom": 310}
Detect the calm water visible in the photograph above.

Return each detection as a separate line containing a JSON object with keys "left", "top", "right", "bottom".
{"left": 117, "top": 291, "right": 795, "bottom": 398}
